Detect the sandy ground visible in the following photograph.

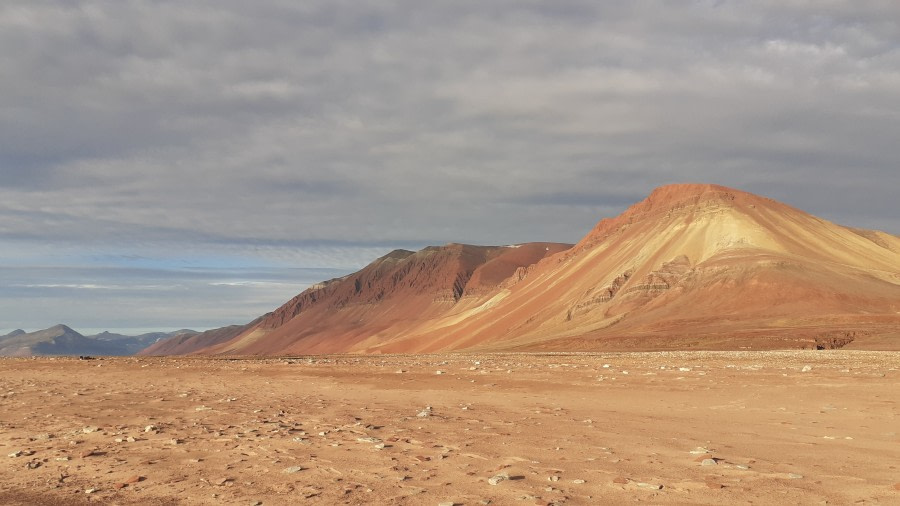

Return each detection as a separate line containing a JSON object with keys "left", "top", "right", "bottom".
{"left": 1, "top": 351, "right": 899, "bottom": 505}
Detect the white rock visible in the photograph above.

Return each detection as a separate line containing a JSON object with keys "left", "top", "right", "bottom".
{"left": 488, "top": 473, "right": 508, "bottom": 485}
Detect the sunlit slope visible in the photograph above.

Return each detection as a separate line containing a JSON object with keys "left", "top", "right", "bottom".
{"left": 373, "top": 184, "right": 900, "bottom": 352}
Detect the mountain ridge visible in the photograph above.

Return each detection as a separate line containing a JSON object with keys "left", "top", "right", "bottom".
{"left": 141, "top": 183, "right": 900, "bottom": 355}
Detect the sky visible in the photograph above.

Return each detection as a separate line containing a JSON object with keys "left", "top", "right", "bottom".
{"left": 2, "top": 1, "right": 899, "bottom": 335}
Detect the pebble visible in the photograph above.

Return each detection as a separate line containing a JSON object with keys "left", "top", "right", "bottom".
{"left": 144, "top": 425, "right": 158, "bottom": 432}
{"left": 82, "top": 426, "right": 99, "bottom": 434}
{"left": 700, "top": 458, "right": 717, "bottom": 466}
{"left": 573, "top": 479, "right": 585, "bottom": 484}
{"left": 801, "top": 365, "right": 812, "bottom": 372}
{"left": 283, "top": 466, "right": 306, "bottom": 474}
{"left": 636, "top": 482, "right": 663, "bottom": 490}
{"left": 488, "top": 473, "right": 509, "bottom": 485}
{"left": 548, "top": 475, "right": 560, "bottom": 482}
{"left": 787, "top": 473, "right": 803, "bottom": 479}
{"left": 84, "top": 488, "right": 97, "bottom": 494}
{"left": 7, "top": 451, "right": 22, "bottom": 458}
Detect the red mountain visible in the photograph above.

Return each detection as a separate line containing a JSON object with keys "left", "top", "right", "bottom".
{"left": 142, "top": 184, "right": 900, "bottom": 355}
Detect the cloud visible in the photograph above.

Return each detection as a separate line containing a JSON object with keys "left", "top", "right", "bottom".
{"left": 1, "top": 1, "right": 898, "bottom": 331}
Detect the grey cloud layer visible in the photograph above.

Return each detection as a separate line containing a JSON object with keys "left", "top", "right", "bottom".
{"left": 2, "top": 0, "right": 898, "bottom": 250}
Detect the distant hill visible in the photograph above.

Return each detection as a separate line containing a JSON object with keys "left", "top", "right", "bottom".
{"left": 0, "top": 325, "right": 198, "bottom": 357}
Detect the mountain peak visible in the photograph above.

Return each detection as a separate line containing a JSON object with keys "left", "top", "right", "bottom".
{"left": 48, "top": 324, "right": 77, "bottom": 334}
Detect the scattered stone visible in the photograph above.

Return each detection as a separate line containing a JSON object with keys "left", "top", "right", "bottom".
{"left": 215, "top": 477, "right": 233, "bottom": 486}
{"left": 126, "top": 436, "right": 136, "bottom": 443}
{"left": 548, "top": 475, "right": 560, "bottom": 482}
{"left": 700, "top": 458, "right": 718, "bottom": 466}
{"left": 573, "top": 479, "right": 585, "bottom": 484}
{"left": 689, "top": 447, "right": 710, "bottom": 455}
{"left": 84, "top": 488, "right": 97, "bottom": 494}
{"left": 636, "top": 482, "right": 663, "bottom": 490}
{"left": 734, "top": 464, "right": 750, "bottom": 470}
{"left": 82, "top": 426, "right": 99, "bottom": 434}
{"left": 125, "top": 475, "right": 143, "bottom": 484}
{"left": 7, "top": 451, "right": 22, "bottom": 458}
{"left": 787, "top": 473, "right": 803, "bottom": 479}
{"left": 417, "top": 406, "right": 433, "bottom": 418}
{"left": 80, "top": 449, "right": 97, "bottom": 458}
{"left": 801, "top": 365, "right": 812, "bottom": 372}
{"left": 283, "top": 466, "right": 306, "bottom": 474}
{"left": 114, "top": 482, "right": 128, "bottom": 490}
{"left": 357, "top": 437, "right": 382, "bottom": 443}
{"left": 144, "top": 425, "right": 158, "bottom": 433}
{"left": 439, "top": 502, "right": 456, "bottom": 506}
{"left": 613, "top": 476, "right": 629, "bottom": 484}
{"left": 374, "top": 443, "right": 386, "bottom": 449}
{"left": 195, "top": 405, "right": 212, "bottom": 411}
{"left": 435, "top": 371, "right": 445, "bottom": 375}
{"left": 488, "top": 473, "right": 509, "bottom": 486}
{"left": 26, "top": 460, "right": 41, "bottom": 469}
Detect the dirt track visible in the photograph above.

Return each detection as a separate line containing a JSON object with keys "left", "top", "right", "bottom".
{"left": 1, "top": 351, "right": 899, "bottom": 505}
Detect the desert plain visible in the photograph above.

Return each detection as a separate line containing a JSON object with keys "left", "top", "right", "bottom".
{"left": 1, "top": 351, "right": 899, "bottom": 505}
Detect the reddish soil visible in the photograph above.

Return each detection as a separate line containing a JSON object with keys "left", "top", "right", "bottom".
{"left": 2, "top": 352, "right": 899, "bottom": 504}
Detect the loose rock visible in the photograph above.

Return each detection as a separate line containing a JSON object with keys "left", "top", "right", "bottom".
{"left": 488, "top": 473, "right": 509, "bottom": 485}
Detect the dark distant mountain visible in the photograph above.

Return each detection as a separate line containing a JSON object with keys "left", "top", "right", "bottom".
{"left": 0, "top": 325, "right": 198, "bottom": 357}
{"left": 88, "top": 329, "right": 198, "bottom": 355}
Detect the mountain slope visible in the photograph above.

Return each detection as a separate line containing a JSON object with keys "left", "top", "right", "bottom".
{"left": 146, "top": 183, "right": 900, "bottom": 355}
{"left": 146, "top": 242, "right": 572, "bottom": 355}
{"left": 378, "top": 183, "right": 900, "bottom": 352}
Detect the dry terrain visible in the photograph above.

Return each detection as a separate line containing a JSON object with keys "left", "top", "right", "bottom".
{"left": 2, "top": 352, "right": 899, "bottom": 505}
